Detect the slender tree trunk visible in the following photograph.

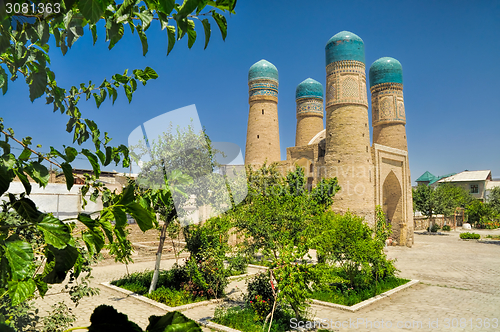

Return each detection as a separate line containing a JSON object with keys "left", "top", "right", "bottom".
{"left": 149, "top": 222, "right": 167, "bottom": 294}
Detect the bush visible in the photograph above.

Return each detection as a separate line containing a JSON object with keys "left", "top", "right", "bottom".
{"left": 460, "top": 232, "right": 480, "bottom": 240}
{"left": 228, "top": 253, "right": 248, "bottom": 276}
{"left": 311, "top": 211, "right": 397, "bottom": 289}
{"left": 442, "top": 225, "right": 451, "bottom": 231}
{"left": 427, "top": 223, "right": 440, "bottom": 232}
{"left": 148, "top": 287, "right": 204, "bottom": 307}
{"left": 245, "top": 272, "right": 274, "bottom": 306}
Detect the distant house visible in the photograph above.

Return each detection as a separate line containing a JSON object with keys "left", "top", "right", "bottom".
{"left": 437, "top": 170, "right": 493, "bottom": 201}
{"left": 415, "top": 171, "right": 456, "bottom": 187}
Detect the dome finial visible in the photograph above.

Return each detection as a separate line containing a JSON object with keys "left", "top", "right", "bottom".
{"left": 325, "top": 31, "right": 365, "bottom": 66}
{"left": 248, "top": 59, "right": 278, "bottom": 82}
{"left": 369, "top": 57, "right": 403, "bottom": 87}
{"left": 296, "top": 78, "right": 323, "bottom": 100}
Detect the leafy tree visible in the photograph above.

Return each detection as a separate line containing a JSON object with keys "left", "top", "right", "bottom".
{"left": 466, "top": 199, "right": 493, "bottom": 226}
{"left": 233, "top": 164, "right": 340, "bottom": 319}
{"left": 487, "top": 187, "right": 500, "bottom": 215}
{"left": 0, "top": 0, "right": 237, "bottom": 329}
{"left": 412, "top": 184, "right": 437, "bottom": 230}
{"left": 434, "top": 183, "right": 473, "bottom": 218}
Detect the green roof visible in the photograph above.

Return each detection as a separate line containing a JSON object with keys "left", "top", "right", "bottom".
{"left": 416, "top": 171, "right": 436, "bottom": 183}
{"left": 429, "top": 173, "right": 456, "bottom": 185}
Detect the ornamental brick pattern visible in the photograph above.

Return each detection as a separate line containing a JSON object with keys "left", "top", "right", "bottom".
{"left": 295, "top": 97, "right": 324, "bottom": 147}
{"left": 245, "top": 78, "right": 281, "bottom": 167}
{"left": 325, "top": 59, "right": 375, "bottom": 226}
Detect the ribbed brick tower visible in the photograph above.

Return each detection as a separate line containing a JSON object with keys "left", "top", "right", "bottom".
{"left": 295, "top": 78, "right": 324, "bottom": 147}
{"left": 369, "top": 57, "right": 408, "bottom": 150}
{"left": 370, "top": 57, "right": 413, "bottom": 245}
{"left": 324, "top": 31, "right": 375, "bottom": 225}
{"left": 245, "top": 59, "right": 281, "bottom": 167}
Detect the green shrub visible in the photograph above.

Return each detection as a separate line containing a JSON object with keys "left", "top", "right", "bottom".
{"left": 311, "top": 276, "right": 409, "bottom": 306}
{"left": 427, "top": 223, "right": 440, "bottom": 232}
{"left": 311, "top": 211, "right": 397, "bottom": 289}
{"left": 147, "top": 287, "right": 205, "bottom": 307}
{"left": 213, "top": 305, "right": 294, "bottom": 332}
{"left": 442, "top": 225, "right": 451, "bottom": 231}
{"left": 245, "top": 272, "right": 274, "bottom": 302}
{"left": 228, "top": 253, "right": 248, "bottom": 276}
{"left": 460, "top": 232, "right": 480, "bottom": 239}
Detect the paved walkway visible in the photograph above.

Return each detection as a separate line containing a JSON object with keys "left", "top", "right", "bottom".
{"left": 34, "top": 229, "right": 500, "bottom": 331}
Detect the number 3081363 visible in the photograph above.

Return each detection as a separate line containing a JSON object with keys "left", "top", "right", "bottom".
{"left": 6, "top": 2, "right": 61, "bottom": 14}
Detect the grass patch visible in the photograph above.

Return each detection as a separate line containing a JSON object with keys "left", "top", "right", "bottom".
{"left": 110, "top": 269, "right": 207, "bottom": 307}
{"left": 212, "top": 306, "right": 296, "bottom": 332}
{"left": 486, "top": 234, "right": 500, "bottom": 240}
{"left": 311, "top": 277, "right": 410, "bottom": 306}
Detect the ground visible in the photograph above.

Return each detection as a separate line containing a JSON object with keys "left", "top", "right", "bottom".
{"left": 35, "top": 227, "right": 500, "bottom": 332}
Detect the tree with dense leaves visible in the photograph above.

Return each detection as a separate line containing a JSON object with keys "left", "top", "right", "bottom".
{"left": 0, "top": 0, "right": 236, "bottom": 329}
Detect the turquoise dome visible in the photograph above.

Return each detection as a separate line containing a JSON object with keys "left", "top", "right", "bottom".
{"left": 295, "top": 78, "right": 323, "bottom": 100}
{"left": 325, "top": 31, "right": 365, "bottom": 66}
{"left": 369, "top": 57, "right": 403, "bottom": 87}
{"left": 248, "top": 59, "right": 278, "bottom": 82}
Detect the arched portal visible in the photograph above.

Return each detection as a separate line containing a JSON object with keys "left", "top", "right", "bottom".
{"left": 382, "top": 170, "right": 403, "bottom": 231}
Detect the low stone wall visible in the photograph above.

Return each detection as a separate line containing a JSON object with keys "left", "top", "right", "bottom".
{"left": 414, "top": 216, "right": 457, "bottom": 230}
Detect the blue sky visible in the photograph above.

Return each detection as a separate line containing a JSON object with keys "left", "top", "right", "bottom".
{"left": 2, "top": 0, "right": 500, "bottom": 183}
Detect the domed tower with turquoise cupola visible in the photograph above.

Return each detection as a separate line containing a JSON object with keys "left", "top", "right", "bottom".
{"left": 245, "top": 59, "right": 281, "bottom": 167}
{"left": 369, "top": 56, "right": 413, "bottom": 246}
{"left": 369, "top": 57, "right": 407, "bottom": 151}
{"left": 324, "top": 31, "right": 375, "bottom": 225}
{"left": 295, "top": 78, "right": 324, "bottom": 147}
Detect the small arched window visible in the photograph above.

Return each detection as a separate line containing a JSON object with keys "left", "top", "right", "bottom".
{"left": 310, "top": 164, "right": 314, "bottom": 173}
{"left": 262, "top": 109, "right": 264, "bottom": 114}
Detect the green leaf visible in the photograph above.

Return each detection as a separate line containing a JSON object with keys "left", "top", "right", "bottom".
{"left": 119, "top": 185, "right": 135, "bottom": 205}
{"left": 0, "top": 154, "right": 15, "bottom": 196}
{"left": 78, "top": 0, "right": 105, "bottom": 24}
{"left": 137, "top": 25, "right": 148, "bottom": 56}
{"left": 34, "top": 275, "right": 48, "bottom": 297}
{"left": 0, "top": 323, "right": 16, "bottom": 332}
{"left": 4, "top": 237, "right": 34, "bottom": 280}
{"left": 82, "top": 229, "right": 105, "bottom": 255}
{"left": 125, "top": 202, "right": 154, "bottom": 232}
{"left": 81, "top": 149, "right": 100, "bottom": 177}
{"left": 107, "top": 22, "right": 124, "bottom": 50}
{"left": 143, "top": 66, "right": 158, "bottom": 80}
{"left": 177, "top": 0, "right": 199, "bottom": 17}
{"left": 212, "top": 11, "right": 227, "bottom": 41}
{"left": 13, "top": 168, "right": 31, "bottom": 195}
{"left": 166, "top": 25, "right": 176, "bottom": 55}
{"left": 29, "top": 68, "right": 47, "bottom": 102}
{"left": 157, "top": 0, "right": 175, "bottom": 14}
{"left": 11, "top": 197, "right": 42, "bottom": 223}
{"left": 78, "top": 213, "right": 97, "bottom": 228}
{"left": 136, "top": 9, "right": 153, "bottom": 30}
{"left": 65, "top": 146, "right": 78, "bottom": 162}
{"left": 112, "top": 207, "right": 128, "bottom": 228}
{"left": 91, "top": 24, "right": 98, "bottom": 45}
{"left": 8, "top": 279, "right": 36, "bottom": 306}
{"left": 187, "top": 19, "right": 196, "bottom": 48}
{"left": 18, "top": 148, "right": 32, "bottom": 161}
{"left": 146, "top": 311, "right": 202, "bottom": 332}
{"left": 61, "top": 162, "right": 74, "bottom": 190}
{"left": 43, "top": 244, "right": 79, "bottom": 283}
{"left": 87, "top": 305, "right": 142, "bottom": 332}
{"left": 124, "top": 84, "right": 132, "bottom": 103}
{"left": 25, "top": 161, "right": 50, "bottom": 187}
{"left": 37, "top": 214, "right": 71, "bottom": 249}
{"left": 99, "top": 218, "right": 114, "bottom": 243}
{"left": 112, "top": 73, "right": 129, "bottom": 84}
{"left": 201, "top": 18, "right": 211, "bottom": 49}
{"left": 0, "top": 67, "right": 8, "bottom": 95}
